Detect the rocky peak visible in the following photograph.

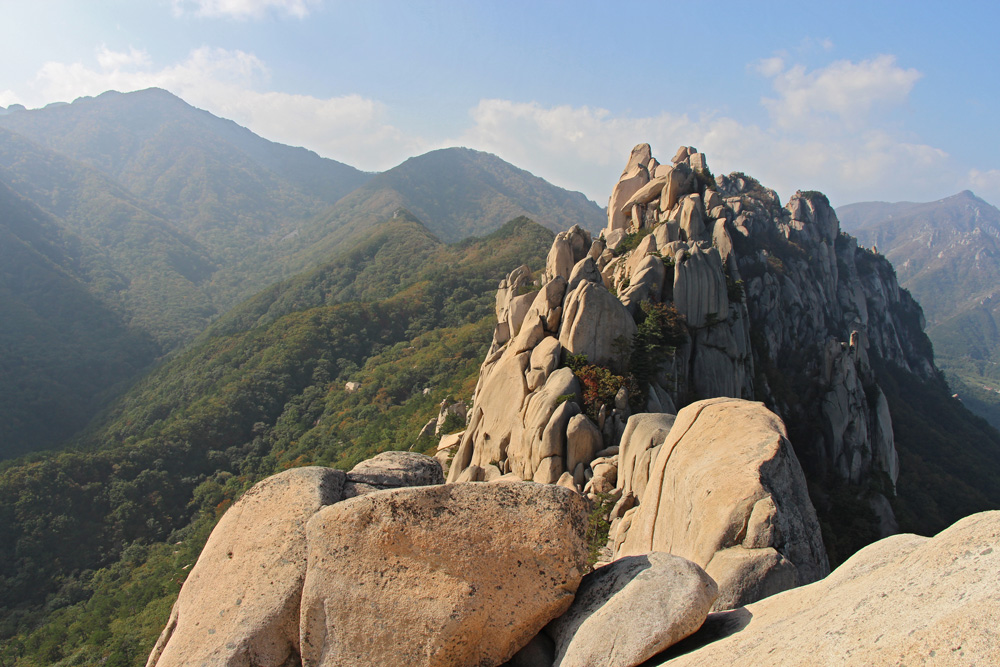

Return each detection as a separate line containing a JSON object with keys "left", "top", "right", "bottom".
{"left": 451, "top": 145, "right": 941, "bottom": 545}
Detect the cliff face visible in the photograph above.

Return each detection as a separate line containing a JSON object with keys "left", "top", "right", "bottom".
{"left": 448, "top": 144, "right": 938, "bottom": 538}
{"left": 717, "top": 174, "right": 935, "bottom": 496}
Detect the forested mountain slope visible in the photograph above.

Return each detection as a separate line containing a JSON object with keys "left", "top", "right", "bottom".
{"left": 0, "top": 215, "right": 553, "bottom": 665}
{"left": 0, "top": 181, "right": 157, "bottom": 457}
{"left": 0, "top": 90, "right": 602, "bottom": 460}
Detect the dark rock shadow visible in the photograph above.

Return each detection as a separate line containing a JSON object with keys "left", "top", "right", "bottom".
{"left": 639, "top": 607, "right": 753, "bottom": 665}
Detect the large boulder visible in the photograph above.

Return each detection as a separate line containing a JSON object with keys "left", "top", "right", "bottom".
{"left": 546, "top": 233, "right": 575, "bottom": 282}
{"left": 617, "top": 412, "right": 675, "bottom": 501}
{"left": 661, "top": 511, "right": 1000, "bottom": 666}
{"left": 548, "top": 553, "right": 718, "bottom": 667}
{"left": 673, "top": 244, "right": 728, "bottom": 329}
{"left": 343, "top": 451, "right": 444, "bottom": 498}
{"left": 617, "top": 398, "right": 829, "bottom": 609}
{"left": 146, "top": 467, "right": 345, "bottom": 667}
{"left": 449, "top": 349, "right": 531, "bottom": 482}
{"left": 608, "top": 166, "right": 650, "bottom": 233}
{"left": 508, "top": 367, "right": 582, "bottom": 482}
{"left": 559, "top": 281, "right": 637, "bottom": 373}
{"left": 300, "top": 482, "right": 590, "bottom": 667}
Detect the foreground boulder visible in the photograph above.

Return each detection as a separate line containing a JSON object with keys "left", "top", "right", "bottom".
{"left": 617, "top": 398, "right": 828, "bottom": 609}
{"left": 547, "top": 553, "right": 718, "bottom": 667}
{"left": 661, "top": 511, "right": 1000, "bottom": 665}
{"left": 300, "top": 482, "right": 590, "bottom": 667}
{"left": 146, "top": 467, "right": 345, "bottom": 667}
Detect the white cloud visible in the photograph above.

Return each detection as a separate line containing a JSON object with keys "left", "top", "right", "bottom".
{"left": 26, "top": 46, "right": 417, "bottom": 171}
{"left": 969, "top": 169, "right": 1000, "bottom": 203}
{"left": 442, "top": 54, "right": 960, "bottom": 207}
{"left": 96, "top": 46, "right": 151, "bottom": 71}
{"left": 754, "top": 57, "right": 785, "bottom": 78}
{"left": 171, "top": 0, "right": 320, "bottom": 19}
{"left": 759, "top": 55, "right": 922, "bottom": 132}
{"left": 453, "top": 97, "right": 960, "bottom": 207}
{"left": 0, "top": 90, "right": 22, "bottom": 107}
{"left": 453, "top": 100, "right": 700, "bottom": 203}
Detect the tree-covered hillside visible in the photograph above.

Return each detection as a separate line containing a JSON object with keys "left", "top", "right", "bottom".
{"left": 0, "top": 215, "right": 553, "bottom": 666}
{"left": 0, "top": 181, "right": 158, "bottom": 458}
{"left": 0, "top": 91, "right": 604, "bottom": 461}
{"left": 277, "top": 147, "right": 605, "bottom": 276}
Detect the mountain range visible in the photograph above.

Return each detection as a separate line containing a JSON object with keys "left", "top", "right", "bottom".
{"left": 838, "top": 190, "right": 1000, "bottom": 427}
{"left": 0, "top": 88, "right": 603, "bottom": 459}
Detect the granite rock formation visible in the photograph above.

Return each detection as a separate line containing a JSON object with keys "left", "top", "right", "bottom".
{"left": 451, "top": 143, "right": 936, "bottom": 538}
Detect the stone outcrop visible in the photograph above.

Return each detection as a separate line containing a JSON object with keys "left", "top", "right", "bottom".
{"left": 559, "top": 280, "right": 636, "bottom": 372}
{"left": 342, "top": 451, "right": 444, "bottom": 498}
{"left": 596, "top": 145, "right": 938, "bottom": 530}
{"left": 300, "top": 482, "right": 589, "bottom": 667}
{"left": 435, "top": 398, "right": 467, "bottom": 436}
{"left": 616, "top": 412, "right": 675, "bottom": 502}
{"left": 616, "top": 398, "right": 829, "bottom": 610}
{"left": 660, "top": 511, "right": 1000, "bottom": 666}
{"left": 547, "top": 553, "right": 718, "bottom": 667}
{"left": 146, "top": 467, "right": 345, "bottom": 667}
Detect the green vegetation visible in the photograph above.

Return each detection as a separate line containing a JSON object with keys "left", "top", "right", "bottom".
{"left": 612, "top": 227, "right": 651, "bottom": 256}
{"left": 0, "top": 216, "right": 553, "bottom": 666}
{"left": 0, "top": 182, "right": 160, "bottom": 458}
{"left": 564, "top": 300, "right": 688, "bottom": 421}
{"left": 693, "top": 165, "right": 716, "bottom": 192}
{"left": 584, "top": 491, "right": 616, "bottom": 569}
{"left": 629, "top": 301, "right": 688, "bottom": 398}
{"left": 438, "top": 411, "right": 466, "bottom": 435}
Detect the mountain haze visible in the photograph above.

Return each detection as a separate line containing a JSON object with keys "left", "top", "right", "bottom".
{"left": 0, "top": 88, "right": 372, "bottom": 235}
{"left": 0, "top": 126, "right": 218, "bottom": 347}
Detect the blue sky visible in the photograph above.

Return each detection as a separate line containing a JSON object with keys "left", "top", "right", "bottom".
{"left": 2, "top": 0, "right": 999, "bottom": 209}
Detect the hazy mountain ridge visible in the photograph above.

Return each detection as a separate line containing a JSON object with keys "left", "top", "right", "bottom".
{"left": 839, "top": 190, "right": 1000, "bottom": 323}
{"left": 0, "top": 127, "right": 219, "bottom": 346}
{"left": 0, "top": 88, "right": 371, "bottom": 212}
{"left": 0, "top": 89, "right": 602, "bottom": 460}
{"left": 275, "top": 147, "right": 605, "bottom": 278}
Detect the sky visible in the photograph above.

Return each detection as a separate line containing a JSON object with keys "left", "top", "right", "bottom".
{"left": 2, "top": 0, "right": 999, "bottom": 210}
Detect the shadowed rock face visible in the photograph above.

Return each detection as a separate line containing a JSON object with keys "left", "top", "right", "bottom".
{"left": 658, "top": 510, "right": 1000, "bottom": 666}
